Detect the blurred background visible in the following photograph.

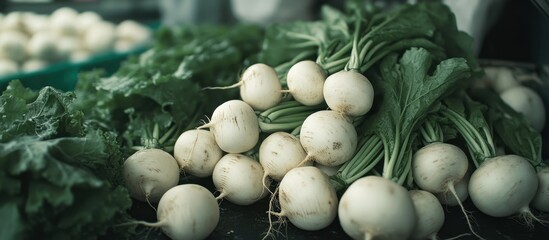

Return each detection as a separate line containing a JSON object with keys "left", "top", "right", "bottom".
{"left": 1, "top": 0, "right": 547, "bottom": 64}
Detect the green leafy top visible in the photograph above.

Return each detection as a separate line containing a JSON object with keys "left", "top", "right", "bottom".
{"left": 363, "top": 47, "right": 471, "bottom": 183}
{"left": 0, "top": 81, "right": 132, "bottom": 240}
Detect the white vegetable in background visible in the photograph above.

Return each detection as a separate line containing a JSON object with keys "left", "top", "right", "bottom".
{"left": 299, "top": 110, "right": 357, "bottom": 166}
{"left": 285, "top": 60, "right": 327, "bottom": 106}
{"left": 75, "top": 11, "right": 102, "bottom": 35}
{"left": 532, "top": 167, "right": 549, "bottom": 212}
{"left": 49, "top": 7, "right": 79, "bottom": 36}
{"left": 0, "top": 30, "right": 28, "bottom": 63}
{"left": 56, "top": 36, "right": 81, "bottom": 60}
{"left": 173, "top": 129, "right": 223, "bottom": 178}
{"left": 22, "top": 13, "right": 49, "bottom": 35}
{"left": 0, "top": 58, "right": 19, "bottom": 75}
{"left": 122, "top": 149, "right": 180, "bottom": 203}
{"left": 409, "top": 190, "right": 445, "bottom": 240}
{"left": 483, "top": 67, "right": 520, "bottom": 93}
{"left": 338, "top": 176, "right": 416, "bottom": 240}
{"left": 1, "top": 12, "right": 25, "bottom": 32}
{"left": 83, "top": 21, "right": 116, "bottom": 54}
{"left": 272, "top": 166, "right": 338, "bottom": 231}
{"left": 212, "top": 153, "right": 271, "bottom": 205}
{"left": 26, "top": 31, "right": 58, "bottom": 61}
{"left": 469, "top": 155, "right": 540, "bottom": 223}
{"left": 323, "top": 70, "right": 374, "bottom": 117}
{"left": 500, "top": 85, "right": 546, "bottom": 132}
{"left": 139, "top": 184, "right": 220, "bottom": 240}
{"left": 199, "top": 100, "right": 259, "bottom": 153}
{"left": 116, "top": 19, "right": 152, "bottom": 45}
{"left": 114, "top": 38, "right": 135, "bottom": 53}
{"left": 22, "top": 59, "right": 47, "bottom": 72}
{"left": 259, "top": 131, "right": 308, "bottom": 182}
{"left": 70, "top": 49, "right": 91, "bottom": 62}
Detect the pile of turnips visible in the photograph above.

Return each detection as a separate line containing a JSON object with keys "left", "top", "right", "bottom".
{"left": 116, "top": 2, "right": 549, "bottom": 239}
{"left": 120, "top": 58, "right": 549, "bottom": 240}
{"left": 0, "top": 7, "right": 151, "bottom": 76}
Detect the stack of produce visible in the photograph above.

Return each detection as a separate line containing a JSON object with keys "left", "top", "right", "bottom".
{"left": 0, "top": 7, "right": 151, "bottom": 76}
{"left": 1, "top": 1, "right": 547, "bottom": 240}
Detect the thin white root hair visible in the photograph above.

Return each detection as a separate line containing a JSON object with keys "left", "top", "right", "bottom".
{"left": 263, "top": 187, "right": 287, "bottom": 240}
{"left": 516, "top": 207, "right": 549, "bottom": 229}
{"left": 448, "top": 183, "right": 486, "bottom": 240}
{"left": 202, "top": 81, "right": 243, "bottom": 90}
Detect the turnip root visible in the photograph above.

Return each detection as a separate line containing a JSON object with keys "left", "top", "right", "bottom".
{"left": 123, "top": 149, "right": 180, "bottom": 203}
{"left": 213, "top": 153, "right": 270, "bottom": 205}
{"left": 434, "top": 171, "right": 470, "bottom": 206}
{"left": 285, "top": 60, "right": 327, "bottom": 106}
{"left": 139, "top": 184, "right": 219, "bottom": 240}
{"left": 338, "top": 176, "right": 416, "bottom": 240}
{"left": 259, "top": 131, "right": 308, "bottom": 182}
{"left": 483, "top": 66, "right": 519, "bottom": 93}
{"left": 199, "top": 100, "right": 259, "bottom": 153}
{"left": 500, "top": 85, "right": 546, "bottom": 132}
{"left": 173, "top": 129, "right": 223, "bottom": 178}
{"left": 75, "top": 11, "right": 102, "bottom": 35}
{"left": 323, "top": 70, "right": 374, "bottom": 117}
{"left": 409, "top": 190, "right": 445, "bottom": 240}
{"left": 469, "top": 155, "right": 540, "bottom": 223}
{"left": 274, "top": 166, "right": 338, "bottom": 231}
{"left": 532, "top": 167, "right": 549, "bottom": 212}
{"left": 299, "top": 110, "right": 357, "bottom": 166}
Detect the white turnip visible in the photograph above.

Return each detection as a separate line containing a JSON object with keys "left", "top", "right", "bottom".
{"left": 0, "top": 58, "right": 18, "bottom": 75}
{"left": 500, "top": 85, "right": 546, "bottom": 132}
{"left": 49, "top": 7, "right": 78, "bottom": 36}
{"left": 122, "top": 148, "right": 180, "bottom": 203}
{"left": 338, "top": 176, "right": 416, "bottom": 240}
{"left": 409, "top": 190, "right": 445, "bottom": 240}
{"left": 274, "top": 166, "right": 338, "bottom": 231}
{"left": 173, "top": 129, "right": 223, "bottom": 178}
{"left": 199, "top": 100, "right": 259, "bottom": 153}
{"left": 27, "top": 31, "right": 58, "bottom": 61}
{"left": 139, "top": 184, "right": 219, "bottom": 240}
{"left": 259, "top": 131, "right": 308, "bottom": 182}
{"left": 469, "top": 155, "right": 540, "bottom": 223}
{"left": 22, "top": 59, "right": 47, "bottom": 72}
{"left": 213, "top": 153, "right": 270, "bottom": 205}
{"left": 532, "top": 166, "right": 549, "bottom": 212}
{"left": 323, "top": 70, "right": 374, "bottom": 117}
{"left": 285, "top": 60, "right": 327, "bottom": 106}
{"left": 434, "top": 171, "right": 470, "bottom": 206}
{"left": 299, "top": 110, "right": 357, "bottom": 166}
{"left": 83, "top": 21, "right": 116, "bottom": 54}
{"left": 0, "top": 30, "right": 28, "bottom": 62}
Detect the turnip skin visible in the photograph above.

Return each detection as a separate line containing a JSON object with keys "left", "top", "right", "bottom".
{"left": 277, "top": 166, "right": 338, "bottom": 231}
{"left": 338, "top": 176, "right": 416, "bottom": 240}
{"left": 200, "top": 100, "right": 260, "bottom": 154}
{"left": 409, "top": 190, "right": 445, "bottom": 240}
{"left": 286, "top": 60, "right": 327, "bottom": 106}
{"left": 122, "top": 149, "right": 180, "bottom": 203}
{"left": 299, "top": 110, "right": 358, "bottom": 166}
{"left": 259, "top": 131, "right": 308, "bottom": 182}
{"left": 323, "top": 70, "right": 374, "bottom": 117}
{"left": 412, "top": 142, "right": 469, "bottom": 193}
{"left": 212, "top": 153, "right": 270, "bottom": 205}
{"left": 434, "top": 172, "right": 470, "bottom": 206}
{"left": 500, "top": 86, "right": 546, "bottom": 132}
{"left": 173, "top": 129, "right": 223, "bottom": 178}
{"left": 239, "top": 63, "right": 283, "bottom": 111}
{"left": 469, "top": 155, "right": 538, "bottom": 218}
{"left": 155, "top": 184, "right": 219, "bottom": 240}
{"left": 532, "top": 167, "right": 549, "bottom": 212}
